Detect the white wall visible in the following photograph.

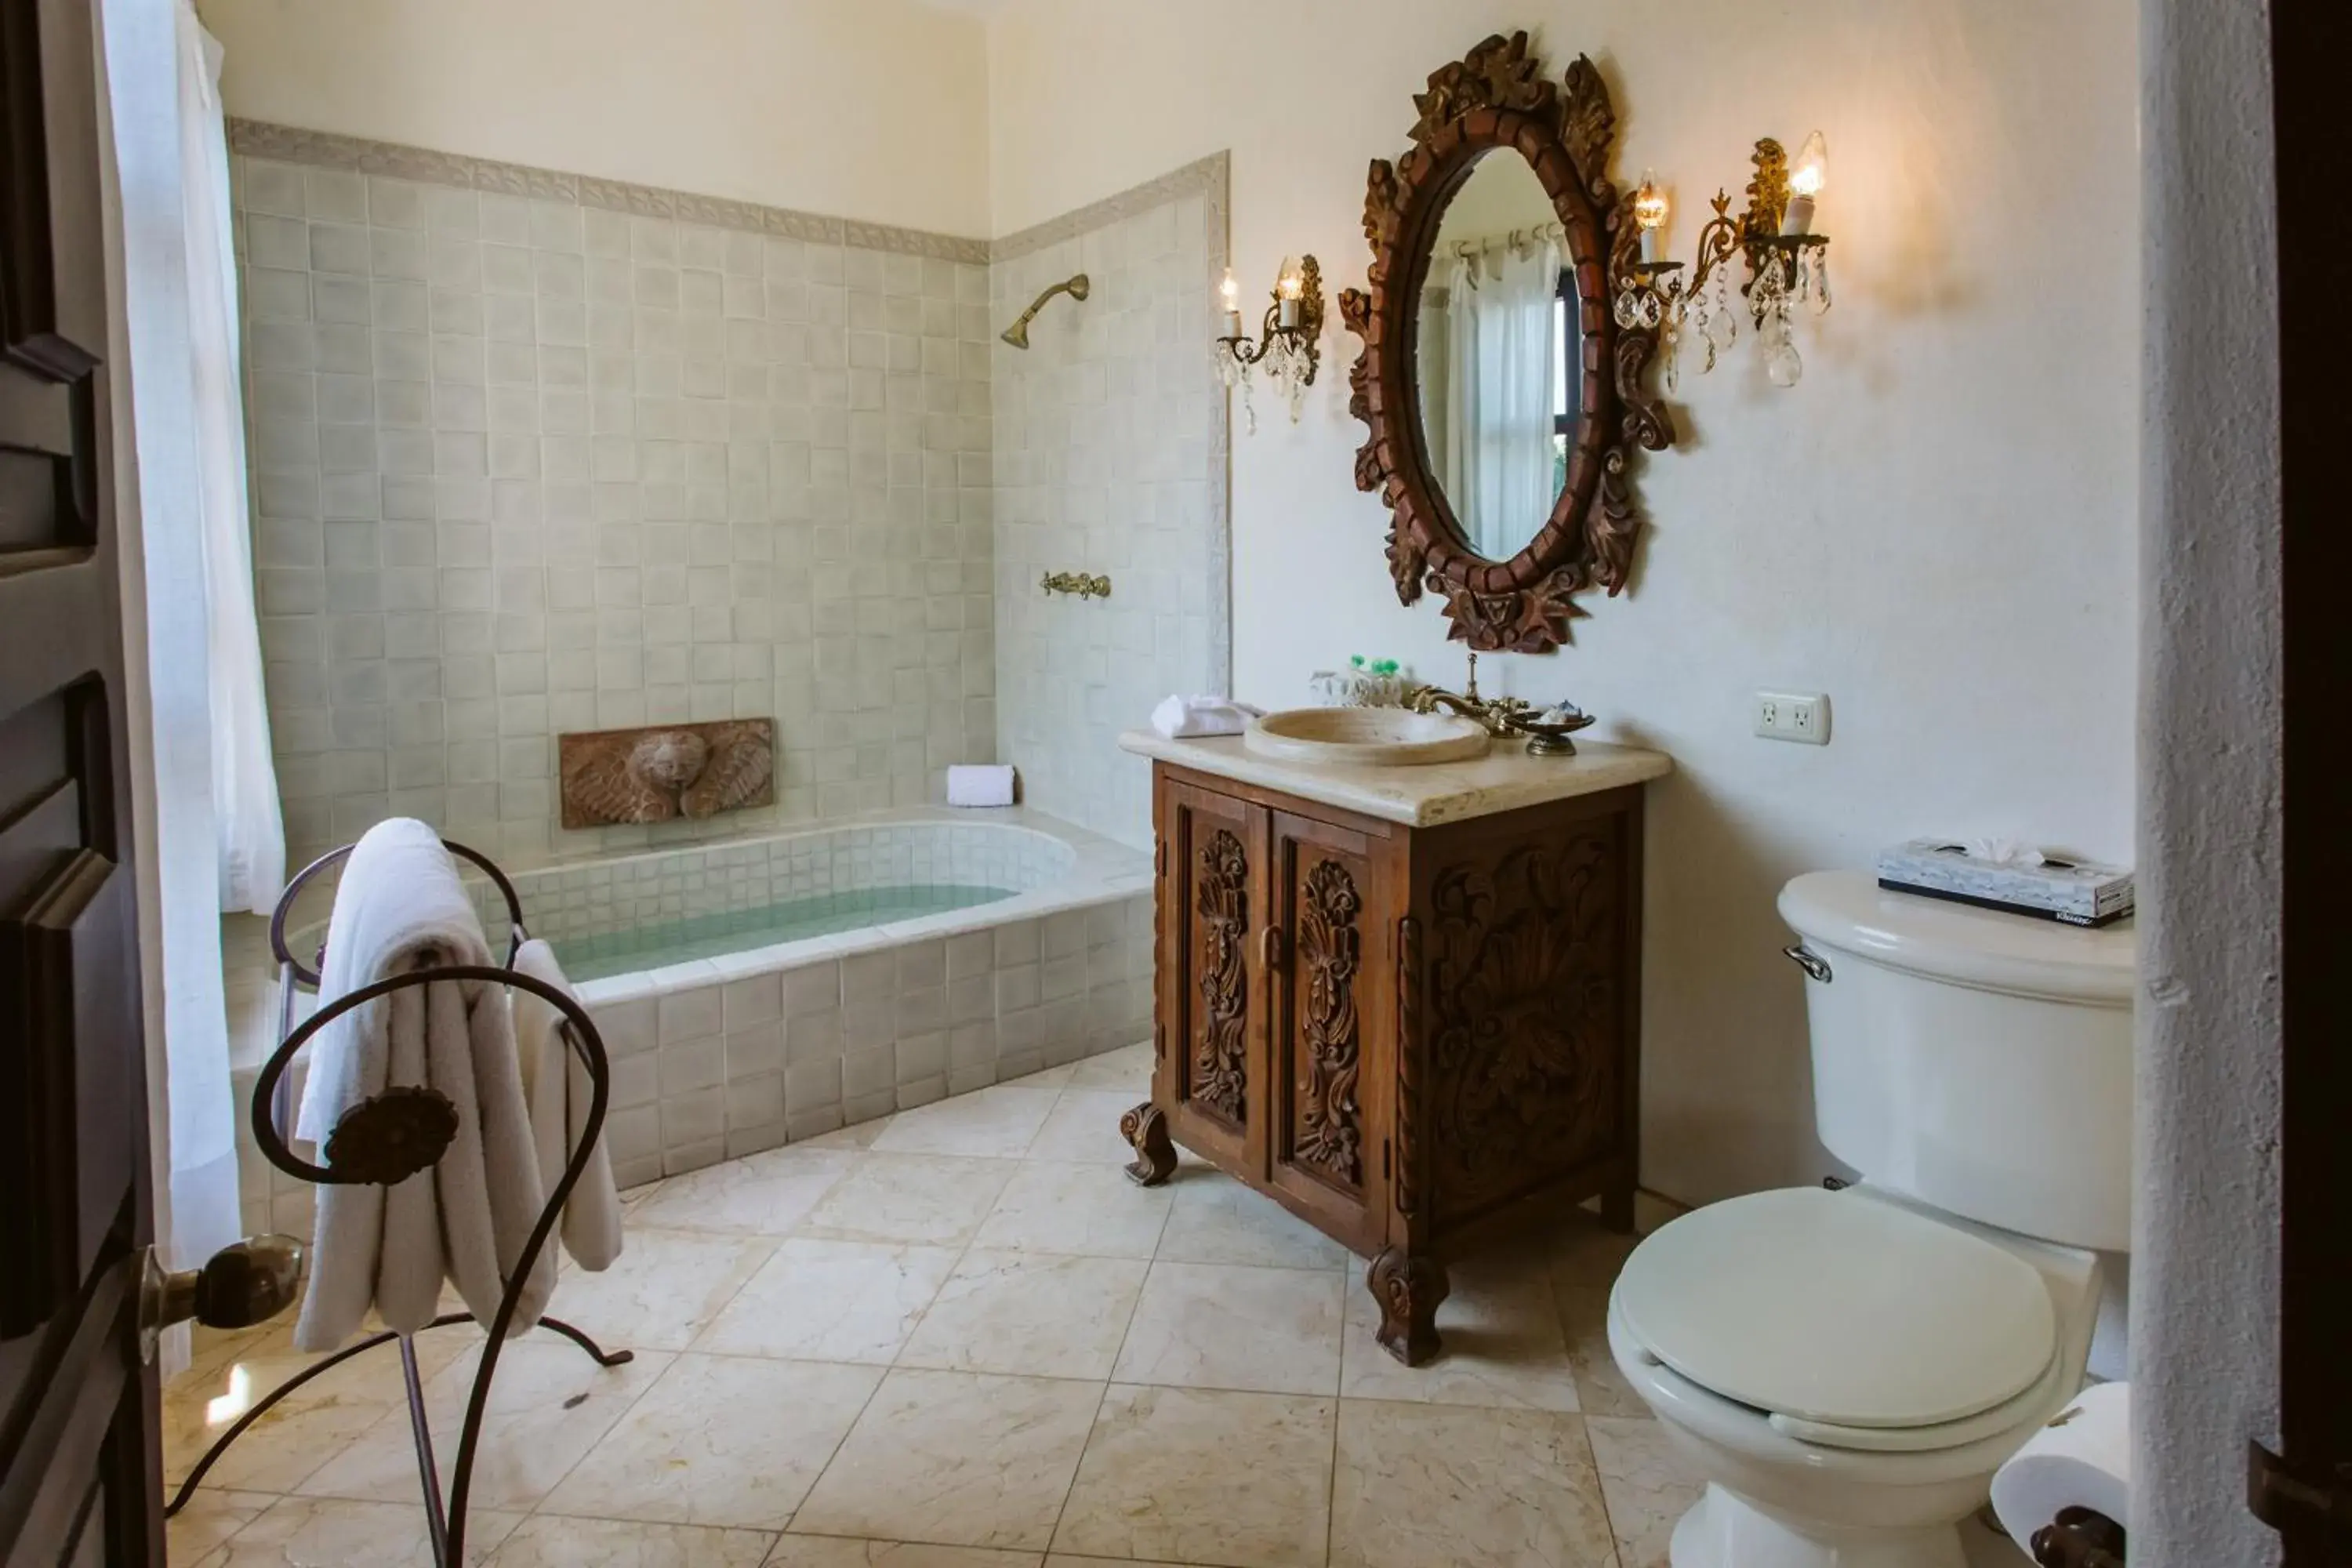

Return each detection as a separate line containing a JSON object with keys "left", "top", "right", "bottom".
{"left": 988, "top": 0, "right": 2142, "bottom": 1203}
{"left": 2133, "top": 0, "right": 2281, "bottom": 1557}
{"left": 196, "top": 0, "right": 992, "bottom": 237}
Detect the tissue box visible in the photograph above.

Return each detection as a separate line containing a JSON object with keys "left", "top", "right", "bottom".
{"left": 1875, "top": 839, "right": 2135, "bottom": 928}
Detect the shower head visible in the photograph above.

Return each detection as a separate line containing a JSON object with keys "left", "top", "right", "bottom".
{"left": 1001, "top": 273, "right": 1090, "bottom": 349}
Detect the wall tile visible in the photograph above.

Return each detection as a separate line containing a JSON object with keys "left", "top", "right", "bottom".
{"left": 237, "top": 158, "right": 996, "bottom": 870}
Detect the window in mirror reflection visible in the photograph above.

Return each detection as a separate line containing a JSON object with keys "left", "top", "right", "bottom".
{"left": 1414, "top": 151, "right": 1577, "bottom": 562}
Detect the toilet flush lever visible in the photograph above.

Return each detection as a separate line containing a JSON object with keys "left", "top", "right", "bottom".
{"left": 1782, "top": 944, "right": 1833, "bottom": 984}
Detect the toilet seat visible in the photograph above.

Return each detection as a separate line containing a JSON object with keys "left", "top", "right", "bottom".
{"left": 1612, "top": 1188, "right": 2059, "bottom": 1440}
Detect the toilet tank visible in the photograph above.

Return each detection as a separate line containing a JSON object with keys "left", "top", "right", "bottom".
{"left": 1777, "top": 871, "right": 2136, "bottom": 1252}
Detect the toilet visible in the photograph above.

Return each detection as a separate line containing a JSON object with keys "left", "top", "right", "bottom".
{"left": 1607, "top": 870, "right": 2134, "bottom": 1568}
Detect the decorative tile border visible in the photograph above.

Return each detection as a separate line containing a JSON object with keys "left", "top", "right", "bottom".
{"left": 227, "top": 118, "right": 993, "bottom": 263}
{"left": 989, "top": 151, "right": 1231, "bottom": 264}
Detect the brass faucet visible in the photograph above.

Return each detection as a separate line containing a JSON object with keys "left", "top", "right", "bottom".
{"left": 1403, "top": 652, "right": 1534, "bottom": 738}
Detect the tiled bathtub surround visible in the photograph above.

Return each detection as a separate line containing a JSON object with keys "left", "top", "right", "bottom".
{"left": 228, "top": 124, "right": 999, "bottom": 873}
{"left": 230, "top": 808, "right": 1151, "bottom": 1236}
{"left": 992, "top": 156, "right": 1232, "bottom": 849}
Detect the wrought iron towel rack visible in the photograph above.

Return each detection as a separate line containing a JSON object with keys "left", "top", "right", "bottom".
{"left": 163, "top": 837, "right": 631, "bottom": 1567}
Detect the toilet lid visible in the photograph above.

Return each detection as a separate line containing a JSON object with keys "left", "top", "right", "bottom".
{"left": 1612, "top": 1188, "right": 2058, "bottom": 1430}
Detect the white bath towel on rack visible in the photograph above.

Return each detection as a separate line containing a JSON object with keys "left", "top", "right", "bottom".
{"left": 512, "top": 939, "right": 623, "bottom": 1272}
{"left": 292, "top": 818, "right": 554, "bottom": 1352}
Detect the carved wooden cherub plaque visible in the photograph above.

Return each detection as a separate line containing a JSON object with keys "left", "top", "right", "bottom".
{"left": 557, "top": 719, "right": 775, "bottom": 829}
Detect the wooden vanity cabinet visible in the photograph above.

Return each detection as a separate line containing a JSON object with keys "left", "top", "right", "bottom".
{"left": 1120, "top": 760, "right": 1644, "bottom": 1366}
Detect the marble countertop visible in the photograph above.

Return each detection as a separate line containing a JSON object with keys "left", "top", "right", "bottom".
{"left": 1116, "top": 729, "right": 1672, "bottom": 828}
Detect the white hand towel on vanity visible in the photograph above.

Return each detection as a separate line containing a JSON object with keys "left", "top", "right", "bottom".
{"left": 292, "top": 818, "right": 553, "bottom": 1351}
{"left": 512, "top": 939, "right": 623, "bottom": 1272}
{"left": 1149, "top": 695, "right": 1263, "bottom": 739}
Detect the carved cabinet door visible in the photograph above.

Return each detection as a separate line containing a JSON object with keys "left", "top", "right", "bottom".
{"left": 1154, "top": 777, "right": 1270, "bottom": 1177}
{"left": 1266, "top": 811, "right": 1393, "bottom": 1254}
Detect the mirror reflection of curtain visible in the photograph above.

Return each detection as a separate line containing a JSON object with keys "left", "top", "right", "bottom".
{"left": 1442, "top": 238, "right": 1562, "bottom": 559}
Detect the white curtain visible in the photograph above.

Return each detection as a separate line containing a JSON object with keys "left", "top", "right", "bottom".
{"left": 1442, "top": 238, "right": 1562, "bottom": 560}
{"left": 177, "top": 2, "right": 285, "bottom": 916}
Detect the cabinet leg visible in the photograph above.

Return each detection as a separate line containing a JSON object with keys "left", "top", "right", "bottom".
{"left": 1368, "top": 1246, "right": 1450, "bottom": 1366}
{"left": 1599, "top": 1181, "right": 1636, "bottom": 1236}
{"left": 1120, "top": 1101, "right": 1177, "bottom": 1188}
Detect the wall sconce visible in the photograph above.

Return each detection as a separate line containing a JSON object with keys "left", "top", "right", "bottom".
{"left": 1616, "top": 132, "right": 1832, "bottom": 389}
{"left": 1214, "top": 254, "right": 1324, "bottom": 433}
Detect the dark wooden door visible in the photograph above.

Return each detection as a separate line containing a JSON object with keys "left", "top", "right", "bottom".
{"left": 1153, "top": 775, "right": 1269, "bottom": 1178}
{"left": 1265, "top": 809, "right": 1391, "bottom": 1254}
{"left": 0, "top": 0, "right": 166, "bottom": 1561}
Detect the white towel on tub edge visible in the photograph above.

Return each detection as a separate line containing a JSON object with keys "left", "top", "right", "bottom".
{"left": 292, "top": 818, "right": 554, "bottom": 1352}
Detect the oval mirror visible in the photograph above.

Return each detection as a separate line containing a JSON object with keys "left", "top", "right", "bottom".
{"left": 1339, "top": 35, "right": 1675, "bottom": 654}
{"left": 1410, "top": 149, "right": 1579, "bottom": 564}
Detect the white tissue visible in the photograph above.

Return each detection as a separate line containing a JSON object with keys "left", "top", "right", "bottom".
{"left": 1989, "top": 1381, "right": 2130, "bottom": 1555}
{"left": 946, "top": 764, "right": 1015, "bottom": 808}
{"left": 1964, "top": 837, "right": 2048, "bottom": 868}
{"left": 1150, "top": 695, "right": 1263, "bottom": 739}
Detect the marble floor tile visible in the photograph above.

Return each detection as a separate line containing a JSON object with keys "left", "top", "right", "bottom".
{"left": 537, "top": 1227, "right": 775, "bottom": 1351}
{"left": 209, "top": 1496, "right": 521, "bottom": 1566}
{"left": 1112, "top": 1261, "right": 1344, "bottom": 1396}
{"left": 872, "top": 1085, "right": 1063, "bottom": 1157}
{"left": 1065, "top": 1040, "right": 1152, "bottom": 1092}
{"left": 971, "top": 1160, "right": 1174, "bottom": 1259}
{"left": 165, "top": 1488, "right": 273, "bottom": 1565}
{"left": 1584, "top": 1414, "right": 1705, "bottom": 1568}
{"left": 898, "top": 1250, "right": 1149, "bottom": 1379}
{"left": 1329, "top": 1400, "right": 1618, "bottom": 1568}
{"left": 1554, "top": 1285, "right": 1650, "bottom": 1418}
{"left": 296, "top": 1339, "right": 671, "bottom": 1511}
{"left": 789, "top": 1368, "right": 1104, "bottom": 1552}
{"left": 767, "top": 1539, "right": 1048, "bottom": 1567}
{"left": 486, "top": 1515, "right": 778, "bottom": 1567}
{"left": 692, "top": 1237, "right": 960, "bottom": 1363}
{"left": 544, "top": 1354, "right": 884, "bottom": 1530}
{"left": 1024, "top": 1090, "right": 1150, "bottom": 1164}
{"left": 800, "top": 1153, "right": 1020, "bottom": 1247}
{"left": 1547, "top": 1213, "right": 1640, "bottom": 1287}
{"left": 1152, "top": 1172, "right": 1349, "bottom": 1272}
{"left": 796, "top": 1117, "right": 895, "bottom": 1149}
{"left": 623, "top": 1146, "right": 857, "bottom": 1235}
{"left": 997, "top": 1063, "right": 1075, "bottom": 1092}
{"left": 1052, "top": 1384, "right": 1335, "bottom": 1568}
{"left": 1338, "top": 1255, "right": 1583, "bottom": 1412}
{"left": 162, "top": 1326, "right": 477, "bottom": 1493}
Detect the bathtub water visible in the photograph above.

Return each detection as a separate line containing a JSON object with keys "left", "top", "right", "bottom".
{"left": 558, "top": 884, "right": 1018, "bottom": 981}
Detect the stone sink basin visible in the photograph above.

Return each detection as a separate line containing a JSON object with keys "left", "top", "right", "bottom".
{"left": 1243, "top": 707, "right": 1491, "bottom": 767}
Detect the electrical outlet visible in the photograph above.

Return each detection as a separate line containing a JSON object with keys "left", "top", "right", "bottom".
{"left": 1755, "top": 691, "right": 1830, "bottom": 745}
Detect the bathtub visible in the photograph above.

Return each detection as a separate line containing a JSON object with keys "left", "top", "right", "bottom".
{"left": 227, "top": 806, "right": 1155, "bottom": 1232}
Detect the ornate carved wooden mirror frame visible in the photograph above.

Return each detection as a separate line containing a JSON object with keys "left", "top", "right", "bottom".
{"left": 1339, "top": 34, "right": 1674, "bottom": 653}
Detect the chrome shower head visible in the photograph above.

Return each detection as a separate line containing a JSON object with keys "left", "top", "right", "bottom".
{"left": 1001, "top": 273, "right": 1090, "bottom": 350}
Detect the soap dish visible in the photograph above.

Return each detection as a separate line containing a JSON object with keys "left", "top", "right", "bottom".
{"left": 1509, "top": 709, "right": 1596, "bottom": 757}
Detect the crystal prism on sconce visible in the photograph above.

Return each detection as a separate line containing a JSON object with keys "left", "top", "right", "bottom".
{"left": 1214, "top": 254, "right": 1324, "bottom": 434}
{"left": 1613, "top": 132, "right": 1831, "bottom": 390}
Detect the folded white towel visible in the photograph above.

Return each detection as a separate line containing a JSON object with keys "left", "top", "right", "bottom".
{"left": 946, "top": 764, "right": 1016, "bottom": 808}
{"left": 513, "top": 940, "right": 623, "bottom": 1272}
{"left": 292, "top": 819, "right": 553, "bottom": 1351}
{"left": 1149, "top": 694, "right": 1264, "bottom": 739}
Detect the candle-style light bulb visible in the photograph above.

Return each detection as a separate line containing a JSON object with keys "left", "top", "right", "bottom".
{"left": 1633, "top": 172, "right": 1669, "bottom": 264}
{"left": 1218, "top": 267, "right": 1243, "bottom": 339}
{"left": 1276, "top": 256, "right": 1304, "bottom": 328}
{"left": 1782, "top": 131, "right": 1828, "bottom": 236}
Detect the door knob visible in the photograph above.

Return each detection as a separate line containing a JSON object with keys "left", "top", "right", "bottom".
{"left": 140, "top": 1234, "right": 305, "bottom": 1363}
